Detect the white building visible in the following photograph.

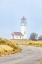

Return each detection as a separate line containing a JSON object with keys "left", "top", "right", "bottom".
{"left": 11, "top": 16, "right": 27, "bottom": 40}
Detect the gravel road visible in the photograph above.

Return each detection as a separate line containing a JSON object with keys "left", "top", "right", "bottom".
{"left": 0, "top": 45, "right": 42, "bottom": 64}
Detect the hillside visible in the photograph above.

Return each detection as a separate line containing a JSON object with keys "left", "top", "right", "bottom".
{"left": 0, "top": 38, "right": 21, "bottom": 56}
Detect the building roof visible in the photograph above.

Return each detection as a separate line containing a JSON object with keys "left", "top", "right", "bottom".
{"left": 21, "top": 16, "right": 26, "bottom": 20}
{"left": 11, "top": 32, "right": 24, "bottom": 36}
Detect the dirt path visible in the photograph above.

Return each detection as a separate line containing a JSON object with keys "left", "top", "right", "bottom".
{"left": 0, "top": 45, "right": 42, "bottom": 64}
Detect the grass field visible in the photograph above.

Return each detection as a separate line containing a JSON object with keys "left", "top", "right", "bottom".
{"left": 0, "top": 38, "right": 42, "bottom": 56}
{"left": 11, "top": 40, "right": 42, "bottom": 47}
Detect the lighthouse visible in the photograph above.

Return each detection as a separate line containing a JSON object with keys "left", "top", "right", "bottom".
{"left": 11, "top": 16, "right": 27, "bottom": 40}
{"left": 21, "top": 16, "right": 27, "bottom": 39}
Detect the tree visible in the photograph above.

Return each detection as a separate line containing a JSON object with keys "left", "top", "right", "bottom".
{"left": 29, "top": 32, "right": 38, "bottom": 41}
{"left": 38, "top": 35, "right": 42, "bottom": 40}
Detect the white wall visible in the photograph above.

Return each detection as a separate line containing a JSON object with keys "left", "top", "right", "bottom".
{"left": 11, "top": 35, "right": 14, "bottom": 39}
{"left": 21, "top": 24, "right": 27, "bottom": 39}
{"left": 14, "top": 34, "right": 23, "bottom": 39}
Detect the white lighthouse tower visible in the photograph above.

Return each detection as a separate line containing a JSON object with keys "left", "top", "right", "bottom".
{"left": 21, "top": 16, "right": 27, "bottom": 39}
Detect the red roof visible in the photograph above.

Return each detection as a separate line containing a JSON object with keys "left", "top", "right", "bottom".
{"left": 21, "top": 16, "right": 26, "bottom": 20}
{"left": 11, "top": 32, "right": 24, "bottom": 36}
{"left": 14, "top": 32, "right": 24, "bottom": 36}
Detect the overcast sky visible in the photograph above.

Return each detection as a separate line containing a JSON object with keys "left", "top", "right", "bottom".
{"left": 0, "top": 0, "right": 42, "bottom": 39}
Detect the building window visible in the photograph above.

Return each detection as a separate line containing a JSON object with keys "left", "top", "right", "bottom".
{"left": 20, "top": 36, "right": 21, "bottom": 38}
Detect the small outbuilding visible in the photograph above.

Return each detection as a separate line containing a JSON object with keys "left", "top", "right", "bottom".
{"left": 11, "top": 32, "right": 24, "bottom": 40}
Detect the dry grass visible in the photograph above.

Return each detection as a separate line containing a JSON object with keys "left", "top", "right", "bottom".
{"left": 40, "top": 62, "right": 42, "bottom": 64}
{"left": 10, "top": 40, "right": 42, "bottom": 47}
{"left": 0, "top": 45, "right": 14, "bottom": 56}
{"left": 0, "top": 38, "right": 42, "bottom": 56}
{"left": 0, "top": 38, "right": 21, "bottom": 56}
{"left": 0, "top": 45, "right": 14, "bottom": 51}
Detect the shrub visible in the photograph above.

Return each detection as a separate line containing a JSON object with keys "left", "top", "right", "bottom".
{"left": 29, "top": 42, "right": 33, "bottom": 45}
{"left": 0, "top": 40, "right": 6, "bottom": 45}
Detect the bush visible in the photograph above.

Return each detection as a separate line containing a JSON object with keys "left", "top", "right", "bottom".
{"left": 0, "top": 40, "right": 6, "bottom": 45}
{"left": 29, "top": 42, "right": 33, "bottom": 45}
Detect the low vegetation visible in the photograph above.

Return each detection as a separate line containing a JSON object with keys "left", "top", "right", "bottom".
{"left": 0, "top": 38, "right": 21, "bottom": 56}
{"left": 40, "top": 62, "right": 42, "bottom": 64}
{"left": 11, "top": 40, "right": 42, "bottom": 47}
{"left": 0, "top": 37, "right": 42, "bottom": 56}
